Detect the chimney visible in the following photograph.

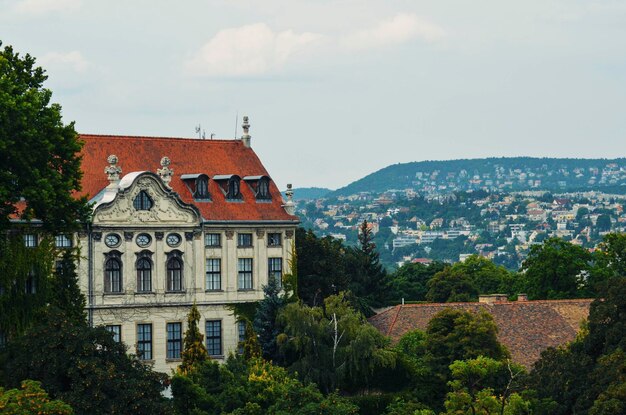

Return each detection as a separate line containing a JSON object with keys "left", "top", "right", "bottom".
{"left": 241, "top": 115, "right": 251, "bottom": 148}
{"left": 283, "top": 183, "right": 295, "bottom": 215}
{"left": 479, "top": 294, "right": 508, "bottom": 304}
{"left": 517, "top": 293, "right": 528, "bottom": 302}
{"left": 105, "top": 154, "right": 122, "bottom": 189}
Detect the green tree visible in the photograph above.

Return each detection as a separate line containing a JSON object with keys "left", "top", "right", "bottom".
{"left": 349, "top": 220, "right": 387, "bottom": 309}
{"left": 451, "top": 255, "right": 512, "bottom": 296}
{"left": 520, "top": 238, "right": 591, "bottom": 299}
{"left": 424, "top": 308, "right": 509, "bottom": 409}
{"left": 2, "top": 308, "right": 170, "bottom": 415}
{"left": 0, "top": 41, "right": 89, "bottom": 233}
{"left": 48, "top": 250, "right": 86, "bottom": 324}
{"left": 444, "top": 357, "right": 530, "bottom": 415}
{"left": 0, "top": 380, "right": 73, "bottom": 415}
{"left": 425, "top": 267, "right": 479, "bottom": 303}
{"left": 253, "top": 277, "right": 285, "bottom": 361}
{"left": 171, "top": 357, "right": 358, "bottom": 415}
{"left": 277, "top": 293, "right": 396, "bottom": 393}
{"left": 385, "top": 261, "right": 446, "bottom": 303}
{"left": 595, "top": 214, "right": 612, "bottom": 232}
{"left": 591, "top": 232, "right": 626, "bottom": 287}
{"left": 179, "top": 303, "right": 209, "bottom": 374}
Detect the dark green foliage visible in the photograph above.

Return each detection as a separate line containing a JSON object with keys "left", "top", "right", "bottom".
{"left": 528, "top": 278, "right": 626, "bottom": 414}
{"left": 277, "top": 293, "right": 396, "bottom": 393}
{"left": 2, "top": 308, "right": 170, "bottom": 415}
{"left": 0, "top": 41, "right": 89, "bottom": 233}
{"left": 348, "top": 220, "right": 387, "bottom": 309}
{"left": 385, "top": 261, "right": 446, "bottom": 303}
{"left": 171, "top": 357, "right": 358, "bottom": 415}
{"left": 425, "top": 267, "right": 479, "bottom": 303}
{"left": 0, "top": 234, "right": 53, "bottom": 339}
{"left": 49, "top": 249, "right": 86, "bottom": 324}
{"left": 521, "top": 238, "right": 592, "bottom": 299}
{"left": 253, "top": 277, "right": 285, "bottom": 361}
{"left": 0, "top": 380, "right": 74, "bottom": 414}
{"left": 180, "top": 303, "right": 209, "bottom": 374}
{"left": 596, "top": 214, "right": 612, "bottom": 232}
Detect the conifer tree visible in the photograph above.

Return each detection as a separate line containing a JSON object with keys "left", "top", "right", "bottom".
{"left": 179, "top": 303, "right": 208, "bottom": 374}
{"left": 242, "top": 320, "right": 261, "bottom": 360}
{"left": 253, "top": 277, "right": 285, "bottom": 361}
{"left": 49, "top": 250, "right": 86, "bottom": 324}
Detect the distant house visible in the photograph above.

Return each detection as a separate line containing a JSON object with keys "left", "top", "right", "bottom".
{"left": 369, "top": 297, "right": 592, "bottom": 368}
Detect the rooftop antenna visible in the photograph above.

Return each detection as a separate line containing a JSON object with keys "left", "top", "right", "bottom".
{"left": 234, "top": 111, "right": 238, "bottom": 139}
{"left": 195, "top": 124, "right": 206, "bottom": 139}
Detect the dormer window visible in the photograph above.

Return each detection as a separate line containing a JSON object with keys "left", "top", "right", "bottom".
{"left": 133, "top": 191, "right": 153, "bottom": 210}
{"left": 182, "top": 174, "right": 211, "bottom": 201}
{"left": 195, "top": 176, "right": 209, "bottom": 199}
{"left": 243, "top": 175, "right": 271, "bottom": 200}
{"left": 213, "top": 174, "right": 242, "bottom": 201}
{"left": 228, "top": 177, "right": 241, "bottom": 199}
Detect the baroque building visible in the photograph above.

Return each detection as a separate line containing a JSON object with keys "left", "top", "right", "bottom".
{"left": 74, "top": 118, "right": 298, "bottom": 372}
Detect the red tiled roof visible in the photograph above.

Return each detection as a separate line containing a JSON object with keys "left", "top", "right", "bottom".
{"left": 79, "top": 134, "right": 298, "bottom": 222}
{"left": 368, "top": 299, "right": 592, "bottom": 367}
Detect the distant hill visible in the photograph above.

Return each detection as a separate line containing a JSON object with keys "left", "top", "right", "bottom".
{"left": 331, "top": 157, "right": 626, "bottom": 196}
{"left": 283, "top": 187, "right": 333, "bottom": 200}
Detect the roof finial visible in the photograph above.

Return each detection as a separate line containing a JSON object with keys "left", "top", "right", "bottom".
{"left": 283, "top": 183, "right": 295, "bottom": 215}
{"left": 241, "top": 115, "right": 251, "bottom": 148}
{"left": 157, "top": 156, "right": 174, "bottom": 188}
{"left": 105, "top": 154, "right": 122, "bottom": 187}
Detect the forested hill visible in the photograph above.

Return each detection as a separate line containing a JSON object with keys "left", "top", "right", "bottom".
{"left": 331, "top": 157, "right": 626, "bottom": 196}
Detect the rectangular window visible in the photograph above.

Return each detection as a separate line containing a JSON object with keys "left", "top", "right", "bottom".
{"left": 237, "top": 233, "right": 253, "bottom": 247}
{"left": 268, "top": 258, "right": 283, "bottom": 287}
{"left": 205, "top": 233, "right": 221, "bottom": 247}
{"left": 167, "top": 322, "right": 183, "bottom": 359}
{"left": 23, "top": 234, "right": 37, "bottom": 248}
{"left": 106, "top": 325, "right": 121, "bottom": 342}
{"left": 267, "top": 233, "right": 282, "bottom": 247}
{"left": 0, "top": 329, "right": 6, "bottom": 349}
{"left": 55, "top": 234, "right": 72, "bottom": 248}
{"left": 238, "top": 258, "right": 253, "bottom": 290}
{"left": 237, "top": 321, "right": 246, "bottom": 354}
{"left": 205, "top": 320, "right": 222, "bottom": 356}
{"left": 137, "top": 324, "right": 152, "bottom": 360}
{"left": 205, "top": 258, "right": 221, "bottom": 291}
{"left": 25, "top": 271, "right": 37, "bottom": 294}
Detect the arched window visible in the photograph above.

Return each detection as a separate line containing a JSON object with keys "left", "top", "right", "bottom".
{"left": 136, "top": 258, "right": 152, "bottom": 292}
{"left": 257, "top": 177, "right": 270, "bottom": 200}
{"left": 167, "top": 257, "right": 183, "bottom": 292}
{"left": 105, "top": 258, "right": 122, "bottom": 293}
{"left": 227, "top": 177, "right": 241, "bottom": 199}
{"left": 194, "top": 176, "right": 210, "bottom": 200}
{"left": 133, "top": 191, "right": 153, "bottom": 210}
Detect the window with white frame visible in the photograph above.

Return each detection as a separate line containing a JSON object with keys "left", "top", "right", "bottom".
{"left": 137, "top": 324, "right": 152, "bottom": 360}
{"left": 104, "top": 257, "right": 122, "bottom": 293}
{"left": 55, "top": 234, "right": 72, "bottom": 248}
{"left": 205, "top": 320, "right": 222, "bottom": 356}
{"left": 268, "top": 258, "right": 283, "bottom": 287}
{"left": 205, "top": 258, "right": 221, "bottom": 291}
{"left": 166, "top": 257, "right": 183, "bottom": 292}
{"left": 205, "top": 233, "right": 221, "bottom": 247}
{"left": 105, "top": 325, "right": 121, "bottom": 342}
{"left": 238, "top": 258, "right": 253, "bottom": 290}
{"left": 23, "top": 234, "right": 37, "bottom": 248}
{"left": 267, "top": 233, "right": 282, "bottom": 247}
{"left": 167, "top": 322, "right": 183, "bottom": 359}
{"left": 237, "top": 233, "right": 252, "bottom": 247}
{"left": 136, "top": 258, "right": 152, "bottom": 292}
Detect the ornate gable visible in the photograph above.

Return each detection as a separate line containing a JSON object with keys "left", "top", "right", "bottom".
{"left": 93, "top": 172, "right": 200, "bottom": 226}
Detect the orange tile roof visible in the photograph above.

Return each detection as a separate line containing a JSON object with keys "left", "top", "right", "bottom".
{"left": 79, "top": 134, "right": 298, "bottom": 223}
{"left": 369, "top": 299, "right": 592, "bottom": 367}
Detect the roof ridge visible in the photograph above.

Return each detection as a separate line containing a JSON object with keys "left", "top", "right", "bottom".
{"left": 387, "top": 305, "right": 403, "bottom": 337}
{"left": 80, "top": 133, "right": 241, "bottom": 143}
{"left": 398, "top": 298, "right": 594, "bottom": 308}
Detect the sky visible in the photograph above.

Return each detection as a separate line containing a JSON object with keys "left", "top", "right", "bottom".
{"left": 2, "top": 0, "right": 626, "bottom": 190}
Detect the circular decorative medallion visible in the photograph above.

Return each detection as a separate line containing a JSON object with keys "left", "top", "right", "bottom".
{"left": 166, "top": 233, "right": 182, "bottom": 247}
{"left": 105, "top": 233, "right": 121, "bottom": 248}
{"left": 136, "top": 233, "right": 152, "bottom": 248}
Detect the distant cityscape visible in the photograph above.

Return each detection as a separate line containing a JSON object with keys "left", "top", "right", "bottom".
{"left": 295, "top": 158, "right": 626, "bottom": 269}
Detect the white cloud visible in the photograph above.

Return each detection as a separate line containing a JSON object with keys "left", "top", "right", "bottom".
{"left": 39, "top": 51, "right": 89, "bottom": 72}
{"left": 13, "top": 0, "right": 81, "bottom": 14}
{"left": 185, "top": 23, "right": 324, "bottom": 77}
{"left": 341, "top": 13, "right": 446, "bottom": 50}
